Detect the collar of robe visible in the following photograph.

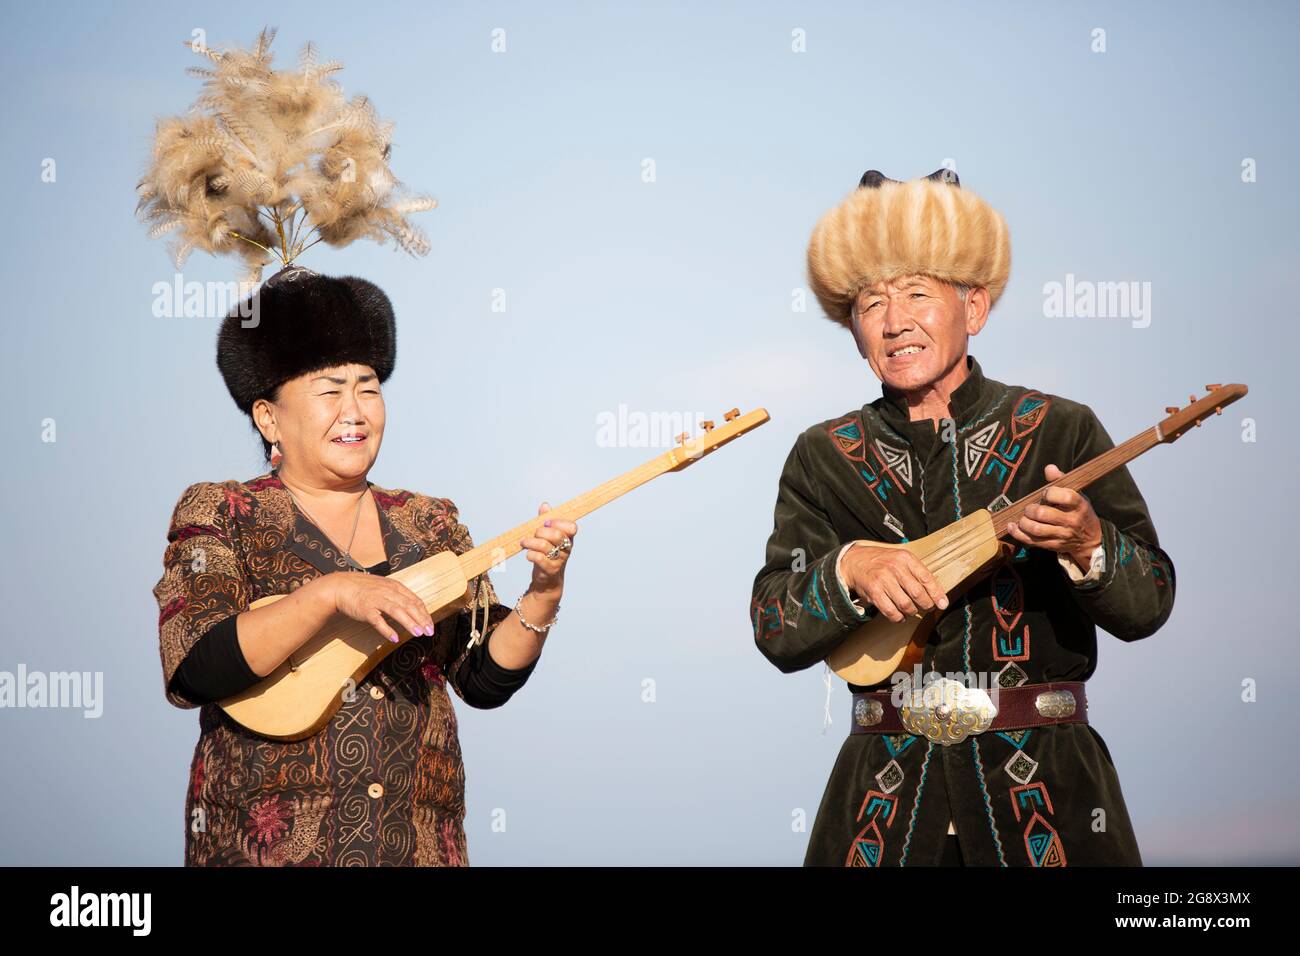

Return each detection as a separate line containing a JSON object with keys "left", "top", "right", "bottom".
{"left": 875, "top": 353, "right": 993, "bottom": 435}
{"left": 249, "top": 471, "right": 427, "bottom": 578}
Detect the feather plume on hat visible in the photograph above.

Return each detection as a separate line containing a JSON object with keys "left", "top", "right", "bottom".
{"left": 135, "top": 26, "right": 435, "bottom": 283}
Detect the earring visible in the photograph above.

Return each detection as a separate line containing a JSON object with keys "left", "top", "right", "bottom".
{"left": 270, "top": 441, "right": 283, "bottom": 469}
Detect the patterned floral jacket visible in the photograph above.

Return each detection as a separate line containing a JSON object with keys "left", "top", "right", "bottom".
{"left": 751, "top": 355, "right": 1176, "bottom": 866}
{"left": 153, "top": 471, "right": 514, "bottom": 866}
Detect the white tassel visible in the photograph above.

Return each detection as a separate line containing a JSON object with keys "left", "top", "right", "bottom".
{"left": 821, "top": 663, "right": 834, "bottom": 734}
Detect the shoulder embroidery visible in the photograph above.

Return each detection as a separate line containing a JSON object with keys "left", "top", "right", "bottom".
{"left": 961, "top": 389, "right": 1053, "bottom": 513}
{"left": 827, "top": 413, "right": 912, "bottom": 540}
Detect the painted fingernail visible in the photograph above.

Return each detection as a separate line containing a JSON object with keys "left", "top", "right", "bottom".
{"left": 424, "top": 625, "right": 434, "bottom": 636}
{"left": 389, "top": 633, "right": 399, "bottom": 643}
{"left": 544, "top": 519, "right": 552, "bottom": 527}
{"left": 939, "top": 598, "right": 949, "bottom": 609}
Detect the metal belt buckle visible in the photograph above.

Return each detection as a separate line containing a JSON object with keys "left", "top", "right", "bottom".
{"left": 899, "top": 677, "right": 997, "bottom": 746}
{"left": 854, "top": 697, "right": 884, "bottom": 728}
{"left": 1035, "top": 688, "right": 1077, "bottom": 718}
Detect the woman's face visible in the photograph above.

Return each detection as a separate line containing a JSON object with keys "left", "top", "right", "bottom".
{"left": 255, "top": 363, "right": 385, "bottom": 483}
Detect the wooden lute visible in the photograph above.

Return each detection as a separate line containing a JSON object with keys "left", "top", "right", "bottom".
{"left": 220, "top": 407, "right": 770, "bottom": 740}
{"left": 825, "top": 383, "right": 1247, "bottom": 686}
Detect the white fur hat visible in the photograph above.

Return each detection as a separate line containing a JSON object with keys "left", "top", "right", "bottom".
{"left": 806, "top": 169, "right": 1011, "bottom": 329}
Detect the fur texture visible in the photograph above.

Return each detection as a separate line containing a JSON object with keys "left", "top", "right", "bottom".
{"left": 216, "top": 266, "right": 396, "bottom": 413}
{"left": 806, "top": 174, "right": 1011, "bottom": 329}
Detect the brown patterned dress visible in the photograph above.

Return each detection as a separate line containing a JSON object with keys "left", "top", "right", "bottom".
{"left": 153, "top": 471, "right": 516, "bottom": 866}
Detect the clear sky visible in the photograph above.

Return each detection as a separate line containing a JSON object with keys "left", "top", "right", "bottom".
{"left": 1, "top": 0, "right": 1296, "bottom": 864}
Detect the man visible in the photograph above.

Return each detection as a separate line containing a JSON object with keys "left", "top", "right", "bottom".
{"left": 751, "top": 168, "right": 1175, "bottom": 866}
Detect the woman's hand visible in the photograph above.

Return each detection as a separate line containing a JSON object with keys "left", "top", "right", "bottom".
{"left": 519, "top": 501, "right": 577, "bottom": 604}
{"left": 323, "top": 571, "right": 436, "bottom": 644}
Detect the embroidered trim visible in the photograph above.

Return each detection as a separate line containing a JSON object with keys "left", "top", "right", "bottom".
{"left": 971, "top": 736, "right": 1008, "bottom": 866}
{"left": 898, "top": 741, "right": 935, "bottom": 866}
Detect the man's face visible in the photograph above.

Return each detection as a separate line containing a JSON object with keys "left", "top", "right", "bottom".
{"left": 850, "top": 275, "right": 989, "bottom": 392}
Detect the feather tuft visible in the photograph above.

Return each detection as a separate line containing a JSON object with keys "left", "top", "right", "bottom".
{"left": 138, "top": 28, "right": 435, "bottom": 276}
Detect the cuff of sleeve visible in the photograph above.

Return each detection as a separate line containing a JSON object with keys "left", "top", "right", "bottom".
{"left": 1058, "top": 542, "right": 1105, "bottom": 585}
{"left": 831, "top": 543, "right": 873, "bottom": 621}
{"left": 1064, "top": 518, "right": 1121, "bottom": 594}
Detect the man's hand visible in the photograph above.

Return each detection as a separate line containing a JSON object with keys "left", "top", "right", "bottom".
{"left": 1008, "top": 464, "right": 1103, "bottom": 571}
{"left": 841, "top": 544, "right": 949, "bottom": 623}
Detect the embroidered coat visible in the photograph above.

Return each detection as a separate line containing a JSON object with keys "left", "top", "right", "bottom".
{"left": 153, "top": 471, "right": 513, "bottom": 866}
{"left": 751, "top": 355, "right": 1176, "bottom": 867}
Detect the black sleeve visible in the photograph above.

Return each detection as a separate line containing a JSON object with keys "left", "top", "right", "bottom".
{"left": 452, "top": 631, "right": 539, "bottom": 709}
{"left": 167, "top": 614, "right": 261, "bottom": 705}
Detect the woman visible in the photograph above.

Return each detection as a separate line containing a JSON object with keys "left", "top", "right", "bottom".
{"left": 153, "top": 266, "right": 577, "bottom": 865}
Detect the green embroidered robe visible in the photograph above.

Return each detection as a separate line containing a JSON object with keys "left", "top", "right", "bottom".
{"left": 750, "top": 355, "right": 1175, "bottom": 866}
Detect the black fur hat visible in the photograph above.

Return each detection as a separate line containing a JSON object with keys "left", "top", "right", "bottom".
{"left": 216, "top": 265, "right": 397, "bottom": 414}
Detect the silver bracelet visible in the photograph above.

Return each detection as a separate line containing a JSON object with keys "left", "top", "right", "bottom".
{"left": 513, "top": 594, "right": 559, "bottom": 634}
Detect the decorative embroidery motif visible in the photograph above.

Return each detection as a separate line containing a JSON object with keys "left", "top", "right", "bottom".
{"left": 899, "top": 742, "right": 936, "bottom": 865}
{"left": 964, "top": 421, "right": 1001, "bottom": 477}
{"left": 996, "top": 728, "right": 1033, "bottom": 748}
{"left": 1011, "top": 392, "right": 1051, "bottom": 437}
{"left": 828, "top": 416, "right": 910, "bottom": 539}
{"left": 876, "top": 759, "right": 905, "bottom": 794}
{"left": 1010, "top": 781, "right": 1067, "bottom": 867}
{"left": 1004, "top": 749, "right": 1040, "bottom": 785}
{"left": 971, "top": 737, "right": 1008, "bottom": 865}
{"left": 1117, "top": 528, "right": 1172, "bottom": 587}
{"left": 873, "top": 438, "right": 913, "bottom": 488}
{"left": 997, "top": 661, "right": 1029, "bottom": 687}
{"left": 990, "top": 564, "right": 1031, "bottom": 662}
{"left": 963, "top": 390, "right": 1052, "bottom": 500}
{"left": 782, "top": 594, "right": 803, "bottom": 631}
{"left": 884, "top": 734, "right": 918, "bottom": 758}
{"left": 846, "top": 736, "right": 919, "bottom": 866}
{"left": 750, "top": 596, "right": 784, "bottom": 641}
{"left": 803, "top": 567, "right": 829, "bottom": 621}
{"left": 846, "top": 790, "right": 899, "bottom": 867}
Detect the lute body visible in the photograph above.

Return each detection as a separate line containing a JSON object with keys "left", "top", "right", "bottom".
{"left": 825, "top": 510, "right": 1010, "bottom": 685}
{"left": 220, "top": 551, "right": 470, "bottom": 739}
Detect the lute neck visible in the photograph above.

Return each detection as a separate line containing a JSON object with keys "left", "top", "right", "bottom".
{"left": 456, "top": 455, "right": 667, "bottom": 580}
{"left": 988, "top": 425, "right": 1162, "bottom": 538}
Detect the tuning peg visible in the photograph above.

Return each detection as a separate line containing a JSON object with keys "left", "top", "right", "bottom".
{"left": 701, "top": 420, "right": 715, "bottom": 431}
{"left": 724, "top": 408, "right": 740, "bottom": 422}
{"left": 1165, "top": 406, "right": 1180, "bottom": 414}
{"left": 1214, "top": 407, "right": 1222, "bottom": 415}
{"left": 1206, "top": 383, "right": 1222, "bottom": 391}
{"left": 675, "top": 433, "right": 690, "bottom": 445}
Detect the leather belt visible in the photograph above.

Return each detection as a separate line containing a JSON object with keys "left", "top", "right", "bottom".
{"left": 850, "top": 678, "right": 1087, "bottom": 746}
